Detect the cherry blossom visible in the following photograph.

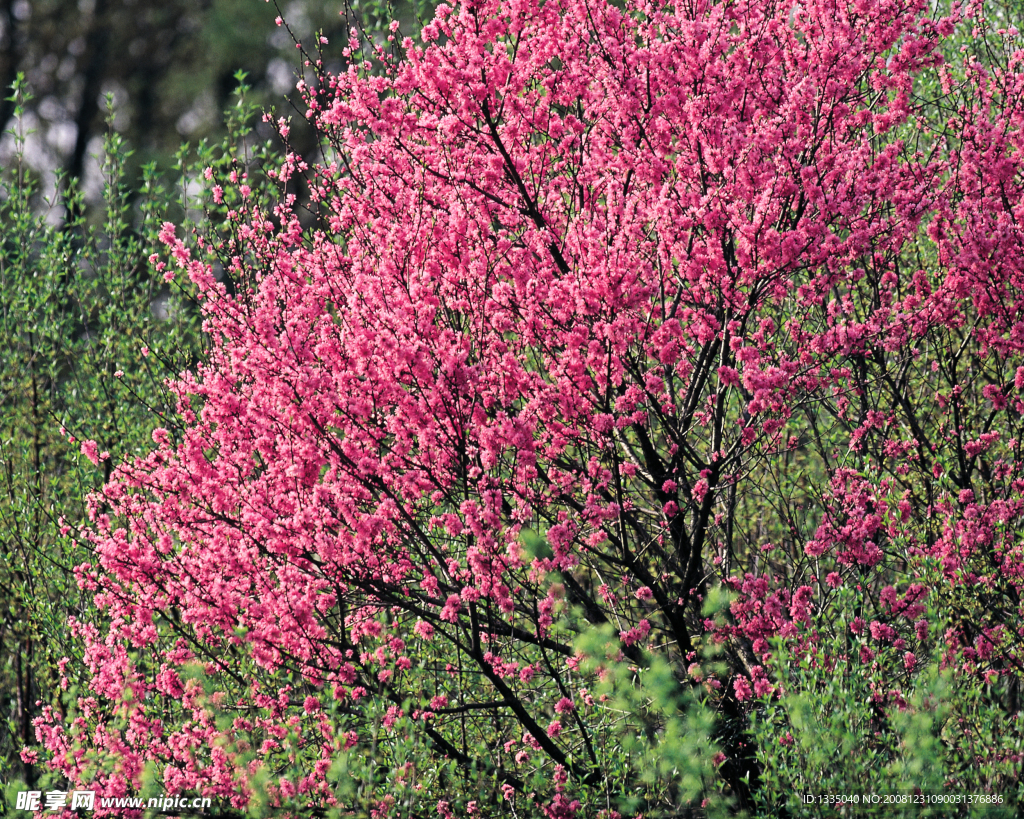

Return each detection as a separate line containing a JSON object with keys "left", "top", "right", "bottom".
{"left": 35, "top": 0, "right": 1024, "bottom": 813}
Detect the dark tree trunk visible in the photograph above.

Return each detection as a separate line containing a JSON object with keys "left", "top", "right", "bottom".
{"left": 67, "top": 0, "right": 111, "bottom": 182}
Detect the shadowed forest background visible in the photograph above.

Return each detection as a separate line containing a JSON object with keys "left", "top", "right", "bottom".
{"left": 0, "top": 0, "right": 433, "bottom": 204}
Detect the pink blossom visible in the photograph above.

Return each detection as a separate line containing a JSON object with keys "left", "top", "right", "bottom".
{"left": 869, "top": 621, "right": 897, "bottom": 642}
{"left": 80, "top": 440, "right": 102, "bottom": 466}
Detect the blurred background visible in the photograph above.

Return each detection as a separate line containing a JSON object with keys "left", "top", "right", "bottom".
{"left": 0, "top": 0, "right": 419, "bottom": 207}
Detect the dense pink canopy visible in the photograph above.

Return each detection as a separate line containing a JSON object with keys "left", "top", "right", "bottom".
{"left": 38, "top": 0, "right": 1024, "bottom": 814}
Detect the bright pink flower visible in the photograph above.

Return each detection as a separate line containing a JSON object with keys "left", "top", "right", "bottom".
{"left": 79, "top": 440, "right": 101, "bottom": 466}
{"left": 869, "top": 621, "right": 896, "bottom": 642}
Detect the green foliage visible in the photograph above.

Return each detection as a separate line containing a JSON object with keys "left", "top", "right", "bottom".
{"left": 569, "top": 618, "right": 728, "bottom": 818}
{"left": 0, "top": 74, "right": 278, "bottom": 803}
{"left": 749, "top": 581, "right": 1024, "bottom": 818}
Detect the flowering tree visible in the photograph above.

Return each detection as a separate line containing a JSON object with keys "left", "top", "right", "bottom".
{"left": 34, "top": 0, "right": 1024, "bottom": 814}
